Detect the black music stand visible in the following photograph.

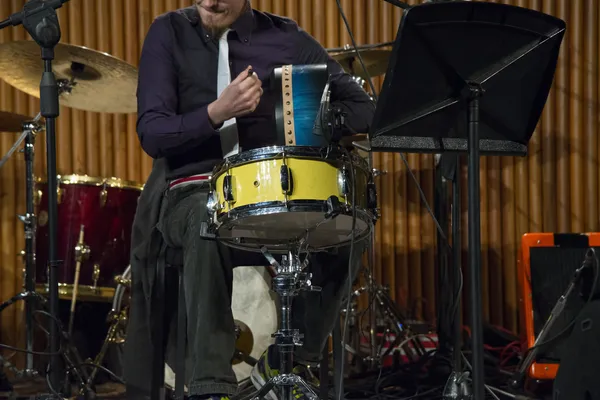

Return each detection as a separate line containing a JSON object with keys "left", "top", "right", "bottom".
{"left": 366, "top": 2, "right": 565, "bottom": 398}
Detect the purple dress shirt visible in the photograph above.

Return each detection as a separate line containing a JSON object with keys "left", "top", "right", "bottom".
{"left": 136, "top": 6, "right": 375, "bottom": 179}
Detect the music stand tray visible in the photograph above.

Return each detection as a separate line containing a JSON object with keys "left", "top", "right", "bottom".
{"left": 367, "top": 1, "right": 566, "bottom": 398}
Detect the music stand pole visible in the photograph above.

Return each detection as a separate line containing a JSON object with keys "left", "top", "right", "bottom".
{"left": 467, "top": 84, "right": 484, "bottom": 400}
{"left": 451, "top": 157, "right": 462, "bottom": 375}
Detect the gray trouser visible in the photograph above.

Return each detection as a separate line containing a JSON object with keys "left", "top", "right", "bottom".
{"left": 124, "top": 184, "right": 364, "bottom": 398}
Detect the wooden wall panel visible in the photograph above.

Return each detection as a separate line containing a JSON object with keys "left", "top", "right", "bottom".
{"left": 0, "top": 0, "right": 592, "bottom": 364}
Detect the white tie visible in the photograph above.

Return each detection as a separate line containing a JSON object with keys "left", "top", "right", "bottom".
{"left": 217, "top": 30, "right": 240, "bottom": 158}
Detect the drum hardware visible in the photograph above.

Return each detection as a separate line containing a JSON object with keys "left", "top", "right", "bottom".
{"left": 0, "top": 111, "right": 43, "bottom": 134}
{"left": 0, "top": 40, "right": 138, "bottom": 114}
{"left": 326, "top": 41, "right": 394, "bottom": 54}
{"left": 100, "top": 184, "right": 109, "bottom": 207}
{"left": 114, "top": 275, "right": 131, "bottom": 288}
{"left": 0, "top": 114, "right": 96, "bottom": 397}
{"left": 100, "top": 265, "right": 276, "bottom": 390}
{"left": 35, "top": 175, "right": 141, "bottom": 302}
{"left": 0, "top": 115, "right": 44, "bottom": 380}
{"left": 85, "top": 307, "right": 128, "bottom": 389}
{"left": 0, "top": 291, "right": 96, "bottom": 398}
{"left": 204, "top": 146, "right": 374, "bottom": 254}
{"left": 329, "top": 48, "right": 392, "bottom": 81}
{"left": 1, "top": 4, "right": 80, "bottom": 388}
{"left": 236, "top": 246, "right": 320, "bottom": 400}
{"left": 67, "top": 225, "right": 88, "bottom": 336}
{"left": 345, "top": 270, "right": 428, "bottom": 366}
{"left": 91, "top": 264, "right": 101, "bottom": 291}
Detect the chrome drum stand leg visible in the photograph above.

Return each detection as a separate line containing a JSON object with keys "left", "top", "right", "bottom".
{"left": 236, "top": 247, "right": 320, "bottom": 400}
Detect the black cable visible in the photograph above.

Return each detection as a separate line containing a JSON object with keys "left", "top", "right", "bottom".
{"left": 70, "top": 362, "right": 125, "bottom": 385}
{"left": 0, "top": 309, "right": 64, "bottom": 355}
{"left": 338, "top": 145, "right": 357, "bottom": 400}
{"left": 333, "top": 0, "right": 463, "bottom": 378}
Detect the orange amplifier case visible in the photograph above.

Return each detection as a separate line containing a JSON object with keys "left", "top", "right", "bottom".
{"left": 518, "top": 232, "right": 600, "bottom": 381}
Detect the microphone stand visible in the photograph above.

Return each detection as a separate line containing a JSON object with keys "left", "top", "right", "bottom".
{"left": 1, "top": 0, "right": 70, "bottom": 395}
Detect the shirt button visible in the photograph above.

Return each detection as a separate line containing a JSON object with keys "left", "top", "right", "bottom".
{"left": 243, "top": 38, "right": 248, "bottom": 43}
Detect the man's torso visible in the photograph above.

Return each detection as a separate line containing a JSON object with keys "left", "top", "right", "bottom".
{"left": 158, "top": 7, "right": 305, "bottom": 178}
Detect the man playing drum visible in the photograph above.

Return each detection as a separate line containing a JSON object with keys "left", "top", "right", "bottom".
{"left": 124, "top": 0, "right": 375, "bottom": 399}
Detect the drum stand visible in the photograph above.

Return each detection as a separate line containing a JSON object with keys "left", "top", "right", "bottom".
{"left": 236, "top": 247, "right": 320, "bottom": 400}
{"left": 0, "top": 116, "right": 43, "bottom": 380}
{"left": 0, "top": 117, "right": 94, "bottom": 398}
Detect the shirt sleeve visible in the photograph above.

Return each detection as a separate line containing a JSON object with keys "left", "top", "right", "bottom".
{"left": 136, "top": 17, "right": 219, "bottom": 159}
{"left": 294, "top": 30, "right": 376, "bottom": 136}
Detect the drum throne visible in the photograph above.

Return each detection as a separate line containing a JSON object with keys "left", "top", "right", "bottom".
{"left": 152, "top": 244, "right": 335, "bottom": 400}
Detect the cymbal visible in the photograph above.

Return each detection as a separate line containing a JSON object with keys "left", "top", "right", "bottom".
{"left": 326, "top": 41, "right": 394, "bottom": 53}
{"left": 0, "top": 41, "right": 138, "bottom": 114}
{"left": 331, "top": 48, "right": 392, "bottom": 80}
{"left": 339, "top": 133, "right": 368, "bottom": 148}
{"left": 0, "top": 111, "right": 36, "bottom": 133}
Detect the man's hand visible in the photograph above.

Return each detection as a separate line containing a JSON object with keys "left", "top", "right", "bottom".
{"left": 208, "top": 66, "right": 263, "bottom": 127}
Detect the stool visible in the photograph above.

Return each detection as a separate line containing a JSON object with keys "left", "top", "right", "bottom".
{"left": 154, "top": 246, "right": 337, "bottom": 400}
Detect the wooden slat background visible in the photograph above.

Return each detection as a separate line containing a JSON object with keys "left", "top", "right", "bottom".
{"left": 0, "top": 0, "right": 591, "bottom": 366}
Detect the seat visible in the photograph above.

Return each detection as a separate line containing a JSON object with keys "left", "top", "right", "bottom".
{"left": 153, "top": 246, "right": 337, "bottom": 400}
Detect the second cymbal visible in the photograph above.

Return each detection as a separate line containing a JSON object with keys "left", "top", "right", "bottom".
{"left": 0, "top": 111, "right": 37, "bottom": 133}
{"left": 0, "top": 41, "right": 138, "bottom": 114}
{"left": 331, "top": 48, "right": 392, "bottom": 80}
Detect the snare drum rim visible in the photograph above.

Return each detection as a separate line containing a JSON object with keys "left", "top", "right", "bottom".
{"left": 216, "top": 200, "right": 373, "bottom": 252}
{"left": 35, "top": 174, "right": 143, "bottom": 191}
{"left": 211, "top": 146, "right": 370, "bottom": 177}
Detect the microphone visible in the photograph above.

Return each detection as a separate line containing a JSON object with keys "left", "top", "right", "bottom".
{"left": 0, "top": 0, "right": 69, "bottom": 30}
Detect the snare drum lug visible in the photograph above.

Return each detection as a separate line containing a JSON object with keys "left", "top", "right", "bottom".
{"left": 75, "top": 243, "right": 91, "bottom": 263}
{"left": 280, "top": 165, "right": 294, "bottom": 195}
{"left": 56, "top": 187, "right": 63, "bottom": 204}
{"left": 337, "top": 167, "right": 351, "bottom": 197}
{"left": 223, "top": 175, "right": 235, "bottom": 202}
{"left": 99, "top": 188, "right": 108, "bottom": 207}
{"left": 33, "top": 189, "right": 42, "bottom": 206}
{"left": 92, "top": 264, "right": 100, "bottom": 290}
{"left": 324, "top": 196, "right": 342, "bottom": 220}
{"left": 206, "top": 191, "right": 219, "bottom": 213}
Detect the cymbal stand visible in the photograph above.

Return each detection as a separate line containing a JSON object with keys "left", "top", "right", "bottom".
{"left": 340, "top": 151, "right": 425, "bottom": 370}
{"left": 0, "top": 119, "right": 95, "bottom": 397}
{"left": 0, "top": 116, "right": 42, "bottom": 380}
{"left": 235, "top": 246, "right": 320, "bottom": 400}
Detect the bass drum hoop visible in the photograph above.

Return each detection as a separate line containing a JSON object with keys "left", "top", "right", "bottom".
{"left": 36, "top": 174, "right": 144, "bottom": 191}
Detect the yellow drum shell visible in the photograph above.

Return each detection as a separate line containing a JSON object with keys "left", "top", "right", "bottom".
{"left": 214, "top": 157, "right": 355, "bottom": 213}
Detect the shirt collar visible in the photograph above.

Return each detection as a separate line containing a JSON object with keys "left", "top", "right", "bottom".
{"left": 191, "top": 6, "right": 255, "bottom": 45}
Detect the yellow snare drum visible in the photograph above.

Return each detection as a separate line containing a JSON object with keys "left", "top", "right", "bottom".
{"left": 206, "top": 146, "right": 376, "bottom": 253}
